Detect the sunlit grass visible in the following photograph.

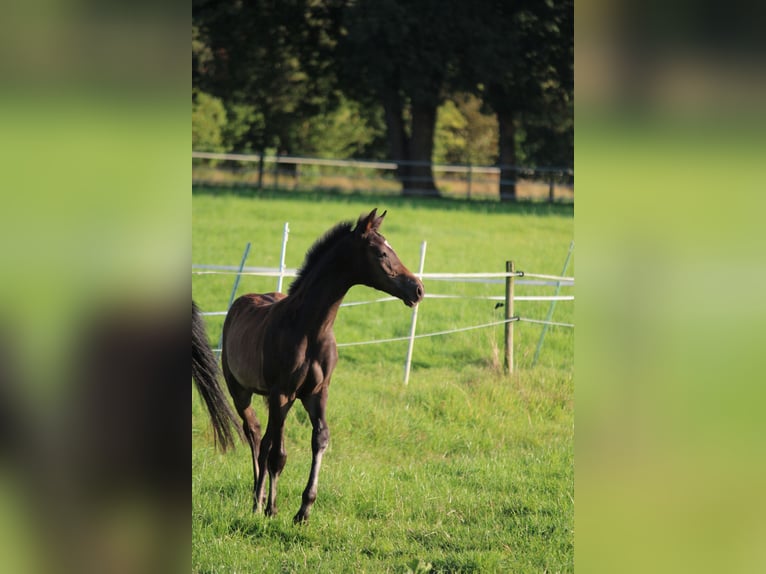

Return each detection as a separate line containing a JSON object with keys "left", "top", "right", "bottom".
{"left": 192, "top": 190, "right": 573, "bottom": 572}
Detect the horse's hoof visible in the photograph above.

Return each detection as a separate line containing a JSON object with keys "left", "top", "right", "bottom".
{"left": 293, "top": 511, "right": 309, "bottom": 525}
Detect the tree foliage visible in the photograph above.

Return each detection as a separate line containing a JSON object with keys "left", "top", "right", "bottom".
{"left": 192, "top": 0, "right": 573, "bottom": 198}
{"left": 191, "top": 90, "right": 227, "bottom": 152}
{"left": 434, "top": 94, "right": 499, "bottom": 166}
{"left": 193, "top": 0, "right": 342, "bottom": 152}
{"left": 292, "top": 96, "right": 387, "bottom": 159}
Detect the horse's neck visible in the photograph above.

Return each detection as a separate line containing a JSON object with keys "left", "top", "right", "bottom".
{"left": 286, "top": 267, "right": 353, "bottom": 337}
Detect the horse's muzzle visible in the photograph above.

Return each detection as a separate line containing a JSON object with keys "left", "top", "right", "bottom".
{"left": 402, "top": 276, "right": 425, "bottom": 307}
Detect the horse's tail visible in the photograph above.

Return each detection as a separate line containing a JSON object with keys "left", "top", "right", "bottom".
{"left": 192, "top": 301, "right": 242, "bottom": 451}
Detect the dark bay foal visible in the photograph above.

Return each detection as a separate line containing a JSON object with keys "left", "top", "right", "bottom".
{"left": 221, "top": 209, "right": 424, "bottom": 523}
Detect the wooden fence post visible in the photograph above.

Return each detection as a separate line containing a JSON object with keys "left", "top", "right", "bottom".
{"left": 504, "top": 260, "right": 515, "bottom": 373}
{"left": 274, "top": 153, "right": 280, "bottom": 189}
{"left": 257, "top": 150, "right": 265, "bottom": 189}
{"left": 548, "top": 175, "right": 555, "bottom": 203}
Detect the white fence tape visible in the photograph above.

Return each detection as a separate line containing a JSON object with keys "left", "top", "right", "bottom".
{"left": 424, "top": 294, "right": 574, "bottom": 302}
{"left": 518, "top": 317, "right": 575, "bottom": 328}
{"left": 193, "top": 227, "right": 573, "bottom": 376}
{"left": 194, "top": 266, "right": 574, "bottom": 314}
{"left": 192, "top": 266, "right": 573, "bottom": 288}
{"left": 207, "top": 315, "right": 570, "bottom": 355}
{"left": 336, "top": 317, "right": 519, "bottom": 348}
{"left": 199, "top": 293, "right": 574, "bottom": 315}
{"left": 520, "top": 272, "right": 575, "bottom": 282}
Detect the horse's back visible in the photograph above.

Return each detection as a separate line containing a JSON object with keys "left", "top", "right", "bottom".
{"left": 222, "top": 292, "right": 287, "bottom": 393}
{"left": 239, "top": 292, "right": 286, "bottom": 308}
{"left": 224, "top": 292, "right": 286, "bottom": 330}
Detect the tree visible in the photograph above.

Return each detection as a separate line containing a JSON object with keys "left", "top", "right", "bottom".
{"left": 338, "top": 0, "right": 468, "bottom": 196}
{"left": 459, "top": 0, "right": 573, "bottom": 200}
{"left": 193, "top": 0, "right": 342, "bottom": 154}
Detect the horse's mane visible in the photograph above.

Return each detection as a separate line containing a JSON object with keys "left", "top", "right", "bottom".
{"left": 288, "top": 221, "right": 353, "bottom": 296}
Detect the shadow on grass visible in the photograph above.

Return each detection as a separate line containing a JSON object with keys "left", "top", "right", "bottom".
{"left": 227, "top": 514, "right": 313, "bottom": 545}
{"left": 192, "top": 184, "right": 573, "bottom": 219}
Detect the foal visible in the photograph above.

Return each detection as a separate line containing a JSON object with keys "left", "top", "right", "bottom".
{"left": 221, "top": 209, "right": 424, "bottom": 523}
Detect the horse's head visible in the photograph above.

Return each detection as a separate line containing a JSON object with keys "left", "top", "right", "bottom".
{"left": 352, "top": 209, "right": 425, "bottom": 307}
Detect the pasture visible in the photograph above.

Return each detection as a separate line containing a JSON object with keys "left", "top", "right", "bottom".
{"left": 192, "top": 189, "right": 574, "bottom": 573}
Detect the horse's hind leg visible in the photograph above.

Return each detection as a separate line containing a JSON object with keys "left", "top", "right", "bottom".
{"left": 240, "top": 403, "right": 262, "bottom": 512}
{"left": 222, "top": 362, "right": 262, "bottom": 511}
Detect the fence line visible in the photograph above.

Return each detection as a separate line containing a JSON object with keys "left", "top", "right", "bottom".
{"left": 191, "top": 267, "right": 526, "bottom": 280}
{"left": 424, "top": 293, "right": 574, "bottom": 302}
{"left": 193, "top": 151, "right": 399, "bottom": 171}
{"left": 521, "top": 272, "right": 574, "bottom": 282}
{"left": 420, "top": 271, "right": 525, "bottom": 279}
{"left": 193, "top": 269, "right": 298, "bottom": 277}
{"left": 339, "top": 296, "right": 398, "bottom": 307}
{"left": 198, "top": 293, "right": 574, "bottom": 315}
{"left": 337, "top": 316, "right": 520, "bottom": 348}
{"left": 192, "top": 151, "right": 573, "bottom": 202}
{"left": 206, "top": 315, "right": 569, "bottom": 355}
{"left": 519, "top": 317, "right": 575, "bottom": 328}
{"left": 192, "top": 151, "right": 573, "bottom": 177}
{"left": 193, "top": 222, "right": 573, "bottom": 380}
{"left": 193, "top": 275, "right": 574, "bottom": 325}
{"left": 191, "top": 265, "right": 574, "bottom": 286}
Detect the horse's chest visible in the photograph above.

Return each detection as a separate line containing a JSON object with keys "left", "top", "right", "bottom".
{"left": 257, "top": 337, "right": 332, "bottom": 389}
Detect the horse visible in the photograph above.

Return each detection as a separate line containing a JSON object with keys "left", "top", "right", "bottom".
{"left": 221, "top": 208, "right": 424, "bottom": 523}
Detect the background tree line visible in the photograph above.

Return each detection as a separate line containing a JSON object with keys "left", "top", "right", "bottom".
{"left": 192, "top": 0, "right": 572, "bottom": 200}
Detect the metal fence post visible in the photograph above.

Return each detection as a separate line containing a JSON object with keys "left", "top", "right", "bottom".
{"left": 276, "top": 222, "right": 290, "bottom": 292}
{"left": 218, "top": 242, "right": 251, "bottom": 350}
{"left": 504, "top": 260, "right": 515, "bottom": 373}
{"left": 533, "top": 241, "right": 574, "bottom": 366}
{"left": 403, "top": 241, "right": 427, "bottom": 385}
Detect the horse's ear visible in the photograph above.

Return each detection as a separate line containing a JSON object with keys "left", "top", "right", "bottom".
{"left": 354, "top": 208, "right": 382, "bottom": 236}
{"left": 373, "top": 210, "right": 387, "bottom": 230}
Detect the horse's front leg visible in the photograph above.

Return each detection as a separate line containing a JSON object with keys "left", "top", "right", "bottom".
{"left": 258, "top": 393, "right": 293, "bottom": 517}
{"left": 294, "top": 389, "right": 330, "bottom": 524}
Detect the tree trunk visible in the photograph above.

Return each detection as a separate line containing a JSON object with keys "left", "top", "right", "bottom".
{"left": 382, "top": 92, "right": 410, "bottom": 188}
{"left": 497, "top": 111, "right": 517, "bottom": 201}
{"left": 257, "top": 150, "right": 265, "bottom": 189}
{"left": 406, "top": 102, "right": 439, "bottom": 197}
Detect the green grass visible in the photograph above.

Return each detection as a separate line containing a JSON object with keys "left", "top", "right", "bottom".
{"left": 192, "top": 188, "right": 573, "bottom": 573}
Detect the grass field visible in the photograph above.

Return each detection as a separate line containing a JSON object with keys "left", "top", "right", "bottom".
{"left": 192, "top": 189, "right": 574, "bottom": 573}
